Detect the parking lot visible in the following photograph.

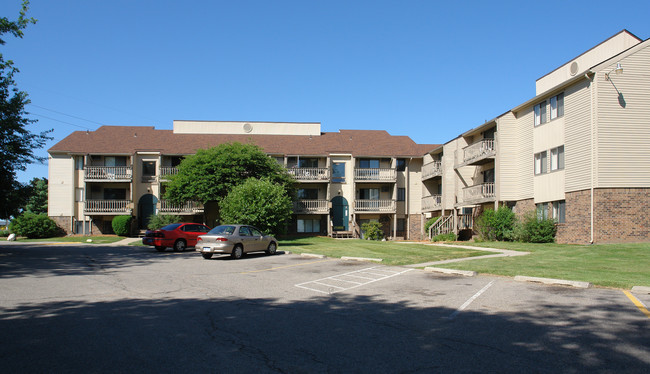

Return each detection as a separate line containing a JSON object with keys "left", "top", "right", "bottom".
{"left": 1, "top": 242, "right": 648, "bottom": 373}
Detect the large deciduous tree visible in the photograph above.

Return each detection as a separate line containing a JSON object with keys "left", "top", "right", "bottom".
{"left": 0, "top": 1, "right": 52, "bottom": 220}
{"left": 163, "top": 142, "right": 295, "bottom": 206}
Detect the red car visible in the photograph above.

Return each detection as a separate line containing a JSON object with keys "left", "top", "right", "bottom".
{"left": 142, "top": 223, "right": 211, "bottom": 252}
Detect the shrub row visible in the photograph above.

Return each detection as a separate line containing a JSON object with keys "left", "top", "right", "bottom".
{"left": 476, "top": 208, "right": 557, "bottom": 243}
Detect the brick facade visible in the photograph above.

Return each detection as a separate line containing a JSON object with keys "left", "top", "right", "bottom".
{"left": 51, "top": 216, "right": 72, "bottom": 234}
{"left": 408, "top": 214, "right": 422, "bottom": 240}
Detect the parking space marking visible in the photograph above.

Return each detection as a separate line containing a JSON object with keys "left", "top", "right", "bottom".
{"left": 448, "top": 280, "right": 495, "bottom": 320}
{"left": 295, "top": 266, "right": 414, "bottom": 294}
{"left": 240, "top": 258, "right": 335, "bottom": 274}
{"left": 623, "top": 290, "right": 650, "bottom": 319}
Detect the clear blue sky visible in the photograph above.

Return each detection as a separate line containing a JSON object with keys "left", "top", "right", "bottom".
{"left": 3, "top": 0, "right": 649, "bottom": 183}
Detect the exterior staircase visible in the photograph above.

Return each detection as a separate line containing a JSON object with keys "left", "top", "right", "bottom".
{"left": 428, "top": 215, "right": 454, "bottom": 239}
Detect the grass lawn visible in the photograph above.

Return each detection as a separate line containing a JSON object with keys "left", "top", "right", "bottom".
{"left": 439, "top": 241, "right": 650, "bottom": 289}
{"left": 15, "top": 236, "right": 127, "bottom": 244}
{"left": 279, "top": 236, "right": 486, "bottom": 266}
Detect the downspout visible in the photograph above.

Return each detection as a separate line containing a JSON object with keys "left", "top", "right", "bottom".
{"left": 586, "top": 72, "right": 595, "bottom": 244}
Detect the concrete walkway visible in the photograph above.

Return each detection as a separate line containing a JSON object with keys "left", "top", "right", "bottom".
{"left": 110, "top": 237, "right": 143, "bottom": 246}
{"left": 403, "top": 243, "right": 529, "bottom": 268}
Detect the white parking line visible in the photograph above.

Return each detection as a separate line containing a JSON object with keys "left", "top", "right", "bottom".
{"left": 295, "top": 266, "right": 414, "bottom": 294}
{"left": 448, "top": 280, "right": 495, "bottom": 320}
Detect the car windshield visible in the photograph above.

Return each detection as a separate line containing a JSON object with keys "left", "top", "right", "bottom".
{"left": 160, "top": 223, "right": 182, "bottom": 231}
{"left": 208, "top": 225, "right": 236, "bottom": 235}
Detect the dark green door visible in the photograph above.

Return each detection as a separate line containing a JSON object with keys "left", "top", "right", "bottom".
{"left": 138, "top": 194, "right": 158, "bottom": 229}
{"left": 331, "top": 196, "right": 349, "bottom": 231}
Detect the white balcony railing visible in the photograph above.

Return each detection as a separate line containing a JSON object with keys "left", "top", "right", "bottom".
{"left": 159, "top": 200, "right": 204, "bottom": 214}
{"left": 160, "top": 167, "right": 179, "bottom": 180}
{"left": 354, "top": 199, "right": 396, "bottom": 212}
{"left": 462, "top": 139, "right": 495, "bottom": 164}
{"left": 421, "top": 194, "right": 442, "bottom": 211}
{"left": 84, "top": 200, "right": 132, "bottom": 214}
{"left": 84, "top": 166, "right": 132, "bottom": 181}
{"left": 354, "top": 168, "right": 396, "bottom": 181}
{"left": 287, "top": 167, "right": 330, "bottom": 181}
{"left": 463, "top": 183, "right": 495, "bottom": 202}
{"left": 422, "top": 161, "right": 442, "bottom": 180}
{"left": 293, "top": 199, "right": 329, "bottom": 213}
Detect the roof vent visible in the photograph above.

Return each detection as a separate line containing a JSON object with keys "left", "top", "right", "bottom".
{"left": 243, "top": 123, "right": 253, "bottom": 133}
{"left": 570, "top": 61, "right": 579, "bottom": 76}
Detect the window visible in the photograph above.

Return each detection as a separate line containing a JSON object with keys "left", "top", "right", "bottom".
{"left": 297, "top": 219, "right": 320, "bottom": 233}
{"left": 104, "top": 156, "right": 127, "bottom": 167}
{"left": 396, "top": 159, "right": 406, "bottom": 172}
{"left": 550, "top": 93, "right": 564, "bottom": 120}
{"left": 75, "top": 188, "right": 84, "bottom": 202}
{"left": 103, "top": 188, "right": 126, "bottom": 200}
{"left": 170, "top": 156, "right": 183, "bottom": 167}
{"left": 534, "top": 101, "right": 547, "bottom": 126}
{"left": 297, "top": 188, "right": 318, "bottom": 200}
{"left": 359, "top": 188, "right": 379, "bottom": 200}
{"left": 299, "top": 158, "right": 318, "bottom": 168}
{"left": 550, "top": 146, "right": 565, "bottom": 171}
{"left": 536, "top": 203, "right": 549, "bottom": 220}
{"left": 483, "top": 127, "right": 496, "bottom": 139}
{"left": 239, "top": 226, "right": 252, "bottom": 236}
{"left": 142, "top": 161, "right": 156, "bottom": 177}
{"left": 332, "top": 162, "right": 345, "bottom": 183}
{"left": 75, "top": 156, "right": 84, "bottom": 170}
{"left": 553, "top": 200, "right": 566, "bottom": 223}
{"left": 534, "top": 151, "right": 547, "bottom": 175}
{"left": 397, "top": 188, "right": 406, "bottom": 201}
{"left": 359, "top": 159, "right": 380, "bottom": 169}
{"left": 483, "top": 168, "right": 495, "bottom": 183}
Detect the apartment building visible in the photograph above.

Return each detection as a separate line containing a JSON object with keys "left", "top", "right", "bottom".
{"left": 423, "top": 30, "right": 650, "bottom": 244}
{"left": 48, "top": 121, "right": 435, "bottom": 239}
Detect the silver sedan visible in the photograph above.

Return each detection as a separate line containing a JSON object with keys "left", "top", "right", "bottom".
{"left": 196, "top": 224, "right": 278, "bottom": 260}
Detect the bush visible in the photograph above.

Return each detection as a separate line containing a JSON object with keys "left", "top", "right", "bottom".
{"left": 432, "top": 232, "right": 456, "bottom": 242}
{"left": 515, "top": 211, "right": 557, "bottom": 243}
{"left": 476, "top": 206, "right": 516, "bottom": 241}
{"left": 423, "top": 216, "right": 440, "bottom": 236}
{"left": 361, "top": 221, "right": 383, "bottom": 240}
{"left": 219, "top": 177, "right": 293, "bottom": 236}
{"left": 111, "top": 215, "right": 132, "bottom": 236}
{"left": 147, "top": 214, "right": 182, "bottom": 230}
{"left": 1, "top": 229, "right": 11, "bottom": 237}
{"left": 9, "top": 212, "right": 63, "bottom": 239}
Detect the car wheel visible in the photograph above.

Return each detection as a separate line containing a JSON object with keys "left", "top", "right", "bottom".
{"left": 155, "top": 246, "right": 166, "bottom": 252}
{"left": 265, "top": 242, "right": 277, "bottom": 255}
{"left": 201, "top": 253, "right": 213, "bottom": 259}
{"left": 231, "top": 245, "right": 243, "bottom": 259}
{"left": 173, "top": 240, "right": 186, "bottom": 252}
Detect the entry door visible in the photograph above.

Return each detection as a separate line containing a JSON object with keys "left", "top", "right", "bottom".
{"left": 138, "top": 194, "right": 158, "bottom": 229}
{"left": 331, "top": 196, "right": 349, "bottom": 231}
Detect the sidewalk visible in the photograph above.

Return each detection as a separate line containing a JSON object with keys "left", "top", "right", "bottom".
{"left": 403, "top": 243, "right": 529, "bottom": 268}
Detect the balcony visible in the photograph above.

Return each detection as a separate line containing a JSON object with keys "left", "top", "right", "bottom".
{"left": 422, "top": 194, "right": 442, "bottom": 211}
{"left": 455, "top": 139, "right": 496, "bottom": 168}
{"left": 354, "top": 168, "right": 396, "bottom": 182}
{"left": 354, "top": 199, "right": 396, "bottom": 213}
{"left": 84, "top": 200, "right": 132, "bottom": 215}
{"left": 293, "top": 199, "right": 329, "bottom": 214}
{"left": 159, "top": 167, "right": 179, "bottom": 181}
{"left": 158, "top": 200, "right": 204, "bottom": 215}
{"left": 462, "top": 183, "right": 495, "bottom": 204}
{"left": 287, "top": 167, "right": 330, "bottom": 182}
{"left": 85, "top": 166, "right": 133, "bottom": 182}
{"left": 422, "top": 161, "right": 442, "bottom": 180}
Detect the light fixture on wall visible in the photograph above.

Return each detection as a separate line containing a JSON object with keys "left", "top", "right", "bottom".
{"left": 605, "top": 62, "right": 623, "bottom": 80}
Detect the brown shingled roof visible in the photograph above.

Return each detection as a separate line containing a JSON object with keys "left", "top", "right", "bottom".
{"left": 48, "top": 125, "right": 438, "bottom": 157}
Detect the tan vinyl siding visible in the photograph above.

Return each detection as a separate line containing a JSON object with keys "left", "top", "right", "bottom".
{"left": 596, "top": 45, "right": 650, "bottom": 187}
{"left": 407, "top": 159, "right": 422, "bottom": 214}
{"left": 515, "top": 107, "right": 534, "bottom": 199}
{"left": 496, "top": 112, "right": 518, "bottom": 200}
{"left": 564, "top": 79, "right": 592, "bottom": 192}
{"left": 48, "top": 154, "right": 74, "bottom": 216}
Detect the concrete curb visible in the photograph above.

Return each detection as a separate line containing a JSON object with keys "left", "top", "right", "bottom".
{"left": 341, "top": 256, "right": 383, "bottom": 263}
{"left": 631, "top": 286, "right": 650, "bottom": 294}
{"left": 300, "top": 253, "right": 327, "bottom": 259}
{"left": 424, "top": 267, "right": 477, "bottom": 277}
{"left": 514, "top": 275, "right": 592, "bottom": 289}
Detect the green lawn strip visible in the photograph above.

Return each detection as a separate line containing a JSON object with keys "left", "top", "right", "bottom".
{"left": 440, "top": 242, "right": 650, "bottom": 289}
{"left": 17, "top": 236, "right": 126, "bottom": 244}
{"left": 279, "top": 237, "right": 486, "bottom": 266}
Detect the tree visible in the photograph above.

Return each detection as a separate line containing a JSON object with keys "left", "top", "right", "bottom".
{"left": 164, "top": 142, "right": 295, "bottom": 206}
{"left": 219, "top": 178, "right": 293, "bottom": 236}
{"left": 0, "top": 1, "right": 52, "bottom": 220}
{"left": 23, "top": 177, "right": 47, "bottom": 214}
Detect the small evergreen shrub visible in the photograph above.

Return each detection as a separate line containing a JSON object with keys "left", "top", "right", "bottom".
{"left": 361, "top": 221, "right": 383, "bottom": 240}
{"left": 515, "top": 211, "right": 557, "bottom": 243}
{"left": 432, "top": 232, "right": 456, "bottom": 242}
{"left": 112, "top": 215, "right": 132, "bottom": 236}
{"left": 476, "top": 206, "right": 516, "bottom": 241}
{"left": 147, "top": 214, "right": 182, "bottom": 230}
{"left": 9, "top": 212, "right": 63, "bottom": 239}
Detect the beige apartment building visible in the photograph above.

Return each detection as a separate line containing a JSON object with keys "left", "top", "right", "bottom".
{"left": 48, "top": 30, "right": 650, "bottom": 244}
{"left": 422, "top": 30, "right": 650, "bottom": 244}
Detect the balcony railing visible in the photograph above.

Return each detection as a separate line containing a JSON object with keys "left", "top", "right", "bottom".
{"left": 354, "top": 199, "right": 396, "bottom": 212}
{"left": 158, "top": 200, "right": 204, "bottom": 214}
{"left": 463, "top": 183, "right": 495, "bottom": 203}
{"left": 293, "top": 199, "right": 329, "bottom": 214}
{"left": 354, "top": 168, "right": 396, "bottom": 182}
{"left": 457, "top": 139, "right": 496, "bottom": 167}
{"left": 422, "top": 194, "right": 442, "bottom": 211}
{"left": 160, "top": 167, "right": 179, "bottom": 180}
{"left": 287, "top": 167, "right": 330, "bottom": 181}
{"left": 84, "top": 200, "right": 132, "bottom": 214}
{"left": 84, "top": 166, "right": 132, "bottom": 181}
{"left": 422, "top": 161, "right": 442, "bottom": 180}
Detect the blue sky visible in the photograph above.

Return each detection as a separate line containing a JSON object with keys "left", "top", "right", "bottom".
{"left": 3, "top": 0, "right": 650, "bottom": 183}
